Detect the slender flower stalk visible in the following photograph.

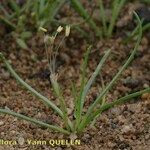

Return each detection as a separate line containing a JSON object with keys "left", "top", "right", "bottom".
{"left": 40, "top": 26, "right": 74, "bottom": 131}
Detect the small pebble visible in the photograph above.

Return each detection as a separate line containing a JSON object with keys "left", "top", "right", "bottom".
{"left": 141, "top": 93, "right": 150, "bottom": 101}
{"left": 69, "top": 133, "right": 78, "bottom": 140}
{"left": 18, "top": 137, "right": 25, "bottom": 145}
{"left": 145, "top": 134, "right": 149, "bottom": 140}
{"left": 128, "top": 104, "right": 141, "bottom": 113}
{"left": 121, "top": 124, "right": 135, "bottom": 134}
{"left": 143, "top": 83, "right": 149, "bottom": 88}
{"left": 1, "top": 70, "right": 10, "bottom": 80}
{"left": 9, "top": 53, "right": 16, "bottom": 60}
{"left": 1, "top": 132, "right": 5, "bottom": 136}
{"left": 107, "top": 141, "right": 116, "bottom": 148}
{"left": 82, "top": 133, "right": 90, "bottom": 142}
{"left": 110, "top": 107, "right": 121, "bottom": 115}
{"left": 123, "top": 77, "right": 139, "bottom": 88}
{"left": 0, "top": 121, "right": 4, "bottom": 126}
{"left": 117, "top": 115, "right": 126, "bottom": 124}
{"left": 67, "top": 108, "right": 73, "bottom": 116}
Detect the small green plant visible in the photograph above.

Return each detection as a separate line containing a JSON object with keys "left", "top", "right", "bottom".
{"left": 0, "top": 13, "right": 150, "bottom": 135}
{"left": 0, "top": 0, "right": 65, "bottom": 49}
{"left": 31, "top": 0, "right": 65, "bottom": 28}
{"left": 0, "top": 0, "right": 32, "bottom": 49}
{"left": 70, "top": 0, "right": 126, "bottom": 38}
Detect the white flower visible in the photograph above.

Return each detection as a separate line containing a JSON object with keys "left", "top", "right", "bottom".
{"left": 57, "top": 26, "right": 63, "bottom": 33}
{"left": 65, "top": 25, "right": 71, "bottom": 37}
{"left": 39, "top": 27, "right": 47, "bottom": 32}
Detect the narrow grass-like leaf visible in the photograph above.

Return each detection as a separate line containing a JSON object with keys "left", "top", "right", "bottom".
{"left": 71, "top": 0, "right": 102, "bottom": 37}
{"left": 0, "top": 5, "right": 10, "bottom": 18}
{"left": 0, "top": 15, "right": 16, "bottom": 29}
{"left": 78, "top": 12, "right": 142, "bottom": 132}
{"left": 20, "top": 31, "right": 32, "bottom": 39}
{"left": 35, "top": 0, "right": 65, "bottom": 27}
{"left": 74, "top": 46, "right": 91, "bottom": 127}
{"left": 71, "top": 82, "right": 78, "bottom": 103}
{"left": 0, "top": 53, "right": 63, "bottom": 118}
{"left": 143, "top": 23, "right": 150, "bottom": 31}
{"left": 39, "top": 0, "right": 45, "bottom": 16}
{"left": 0, "top": 53, "right": 74, "bottom": 132}
{"left": 90, "top": 74, "right": 106, "bottom": 126}
{"left": 107, "top": 0, "right": 126, "bottom": 38}
{"left": 23, "top": 0, "right": 33, "bottom": 13}
{"left": 99, "top": 0, "right": 107, "bottom": 36}
{"left": 0, "top": 109, "right": 70, "bottom": 134}
{"left": 71, "top": 81, "right": 79, "bottom": 125}
{"left": 48, "top": 0, "right": 65, "bottom": 21}
{"left": 125, "top": 22, "right": 150, "bottom": 44}
{"left": 92, "top": 87, "right": 150, "bottom": 118}
{"left": 78, "top": 88, "right": 150, "bottom": 128}
{"left": 75, "top": 49, "right": 111, "bottom": 128}
{"left": 71, "top": 82, "right": 78, "bottom": 116}
{"left": 16, "top": 38, "right": 28, "bottom": 49}
{"left": 9, "top": 0, "right": 21, "bottom": 16}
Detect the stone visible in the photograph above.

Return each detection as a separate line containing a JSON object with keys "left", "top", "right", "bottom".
{"left": 0, "top": 121, "right": 4, "bottom": 126}
{"left": 18, "top": 137, "right": 25, "bottom": 146}
{"left": 121, "top": 124, "right": 135, "bottom": 134}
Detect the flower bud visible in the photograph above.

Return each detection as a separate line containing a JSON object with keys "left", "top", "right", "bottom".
{"left": 57, "top": 26, "right": 63, "bottom": 33}
{"left": 65, "top": 25, "right": 71, "bottom": 37}
{"left": 39, "top": 27, "right": 47, "bottom": 32}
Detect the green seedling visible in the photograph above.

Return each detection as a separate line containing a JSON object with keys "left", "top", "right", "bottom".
{"left": 32, "top": 0, "right": 65, "bottom": 27}
{"left": 106, "top": 0, "right": 126, "bottom": 38}
{"left": 70, "top": 0, "right": 102, "bottom": 37}
{"left": 70, "top": 0, "right": 126, "bottom": 38}
{"left": 0, "top": 0, "right": 65, "bottom": 49}
{"left": 0, "top": 0, "right": 32, "bottom": 49}
{"left": 0, "top": 13, "right": 149, "bottom": 135}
